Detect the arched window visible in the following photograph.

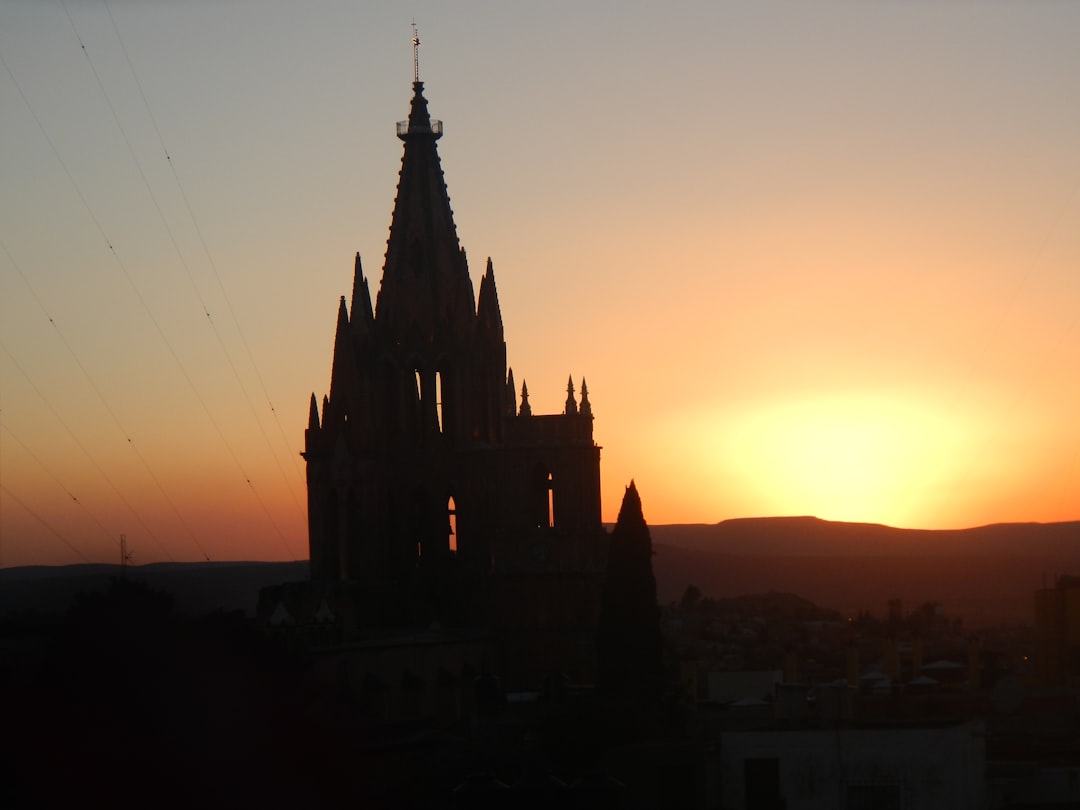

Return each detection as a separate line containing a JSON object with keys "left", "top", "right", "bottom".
{"left": 447, "top": 495, "right": 457, "bottom": 553}
{"left": 411, "top": 366, "right": 424, "bottom": 439}
{"left": 532, "top": 463, "right": 554, "bottom": 529}
{"left": 436, "top": 370, "right": 444, "bottom": 433}
{"left": 546, "top": 473, "right": 554, "bottom": 529}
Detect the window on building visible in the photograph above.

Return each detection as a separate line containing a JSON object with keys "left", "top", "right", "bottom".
{"left": 531, "top": 464, "right": 554, "bottom": 529}
{"left": 448, "top": 495, "right": 457, "bottom": 553}
{"left": 436, "top": 370, "right": 444, "bottom": 433}
{"left": 411, "top": 368, "right": 424, "bottom": 438}
{"left": 546, "top": 473, "right": 554, "bottom": 528}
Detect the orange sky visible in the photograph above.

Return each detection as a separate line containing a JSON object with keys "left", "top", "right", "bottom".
{"left": 3, "top": 1, "right": 1080, "bottom": 566}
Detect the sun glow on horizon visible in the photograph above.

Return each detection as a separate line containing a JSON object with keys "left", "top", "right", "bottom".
{"left": 4, "top": 2, "right": 1080, "bottom": 566}
{"left": 732, "top": 393, "right": 961, "bottom": 526}
{"left": 650, "top": 390, "right": 998, "bottom": 529}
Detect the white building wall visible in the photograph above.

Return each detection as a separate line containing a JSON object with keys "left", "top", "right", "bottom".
{"left": 720, "top": 722, "right": 985, "bottom": 810}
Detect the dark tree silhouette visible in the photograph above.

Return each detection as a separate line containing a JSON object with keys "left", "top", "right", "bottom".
{"left": 596, "top": 480, "right": 664, "bottom": 703}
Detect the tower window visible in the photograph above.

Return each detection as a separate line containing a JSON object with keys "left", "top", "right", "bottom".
{"left": 412, "top": 368, "right": 426, "bottom": 439}
{"left": 448, "top": 495, "right": 457, "bottom": 553}
{"left": 532, "top": 464, "right": 555, "bottom": 529}
{"left": 547, "top": 473, "right": 554, "bottom": 528}
{"left": 436, "top": 370, "right": 444, "bottom": 433}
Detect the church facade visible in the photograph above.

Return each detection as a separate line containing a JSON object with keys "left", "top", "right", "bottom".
{"left": 300, "top": 77, "right": 606, "bottom": 665}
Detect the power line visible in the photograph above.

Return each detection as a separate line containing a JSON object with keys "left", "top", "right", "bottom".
{"left": 4, "top": 18, "right": 298, "bottom": 561}
{"left": 73, "top": 0, "right": 303, "bottom": 556}
{"left": 102, "top": 0, "right": 307, "bottom": 518}
{"left": 2, "top": 422, "right": 115, "bottom": 554}
{"left": 0, "top": 336, "right": 175, "bottom": 562}
{"left": 1, "top": 483, "right": 91, "bottom": 564}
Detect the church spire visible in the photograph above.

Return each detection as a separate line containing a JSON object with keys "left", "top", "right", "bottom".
{"left": 477, "top": 257, "right": 504, "bottom": 335}
{"left": 399, "top": 78, "right": 443, "bottom": 140}
{"left": 580, "top": 377, "right": 592, "bottom": 417}
{"left": 325, "top": 296, "right": 356, "bottom": 428}
{"left": 564, "top": 375, "right": 578, "bottom": 415}
{"left": 350, "top": 253, "right": 374, "bottom": 339}
{"left": 506, "top": 368, "right": 517, "bottom": 416}
{"left": 374, "top": 68, "right": 475, "bottom": 346}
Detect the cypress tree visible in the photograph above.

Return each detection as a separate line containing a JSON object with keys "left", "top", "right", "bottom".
{"left": 596, "top": 481, "right": 664, "bottom": 702}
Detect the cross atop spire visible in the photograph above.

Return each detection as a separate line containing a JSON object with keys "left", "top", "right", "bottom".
{"left": 396, "top": 44, "right": 443, "bottom": 140}
{"left": 411, "top": 22, "right": 421, "bottom": 82}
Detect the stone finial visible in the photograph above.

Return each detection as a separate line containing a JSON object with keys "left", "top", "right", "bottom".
{"left": 565, "top": 374, "right": 578, "bottom": 415}
{"left": 350, "top": 253, "right": 374, "bottom": 333}
{"left": 580, "top": 378, "right": 592, "bottom": 416}
{"left": 519, "top": 381, "right": 532, "bottom": 416}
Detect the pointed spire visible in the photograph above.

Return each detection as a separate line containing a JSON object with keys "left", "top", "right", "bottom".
{"left": 377, "top": 77, "right": 473, "bottom": 342}
{"left": 350, "top": 253, "right": 374, "bottom": 336}
{"left": 506, "top": 367, "right": 517, "bottom": 416}
{"left": 308, "top": 392, "right": 320, "bottom": 431}
{"left": 477, "top": 257, "right": 504, "bottom": 333}
{"left": 519, "top": 381, "right": 532, "bottom": 416}
{"left": 332, "top": 295, "right": 350, "bottom": 366}
{"left": 398, "top": 78, "right": 443, "bottom": 140}
{"left": 564, "top": 374, "right": 578, "bottom": 415}
{"left": 580, "top": 377, "right": 592, "bottom": 417}
{"left": 326, "top": 296, "right": 355, "bottom": 427}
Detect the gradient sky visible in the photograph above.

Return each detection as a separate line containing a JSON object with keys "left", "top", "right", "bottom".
{"left": 2, "top": 0, "right": 1080, "bottom": 566}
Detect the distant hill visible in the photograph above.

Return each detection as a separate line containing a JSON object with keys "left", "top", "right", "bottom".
{"left": 650, "top": 518, "right": 1080, "bottom": 626}
{"left": 0, "top": 561, "right": 308, "bottom": 618}
{"left": 3, "top": 518, "right": 1078, "bottom": 626}
{"left": 651, "top": 516, "right": 1080, "bottom": 557}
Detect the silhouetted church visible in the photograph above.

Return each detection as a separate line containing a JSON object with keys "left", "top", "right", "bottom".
{"left": 297, "top": 72, "right": 608, "bottom": 682}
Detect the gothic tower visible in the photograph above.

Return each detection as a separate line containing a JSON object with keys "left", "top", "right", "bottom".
{"left": 303, "top": 72, "right": 604, "bottom": 636}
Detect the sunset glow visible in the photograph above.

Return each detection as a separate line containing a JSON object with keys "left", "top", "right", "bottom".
{"left": 724, "top": 393, "right": 954, "bottom": 524}
{"left": 3, "top": 2, "right": 1080, "bottom": 566}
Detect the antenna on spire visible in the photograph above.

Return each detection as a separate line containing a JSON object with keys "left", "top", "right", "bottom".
{"left": 411, "top": 22, "right": 421, "bottom": 82}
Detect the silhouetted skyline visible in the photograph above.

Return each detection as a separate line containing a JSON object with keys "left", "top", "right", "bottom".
{"left": 3, "top": 2, "right": 1080, "bottom": 566}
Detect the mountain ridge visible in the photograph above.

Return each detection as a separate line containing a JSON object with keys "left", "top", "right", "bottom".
{"left": 4, "top": 518, "right": 1079, "bottom": 625}
{"left": 649, "top": 516, "right": 1080, "bottom": 557}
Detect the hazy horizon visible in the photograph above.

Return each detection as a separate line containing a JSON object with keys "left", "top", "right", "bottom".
{"left": 4, "top": 1, "right": 1080, "bottom": 566}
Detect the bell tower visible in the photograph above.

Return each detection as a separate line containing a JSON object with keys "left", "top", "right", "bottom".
{"left": 303, "top": 43, "right": 603, "bottom": 644}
